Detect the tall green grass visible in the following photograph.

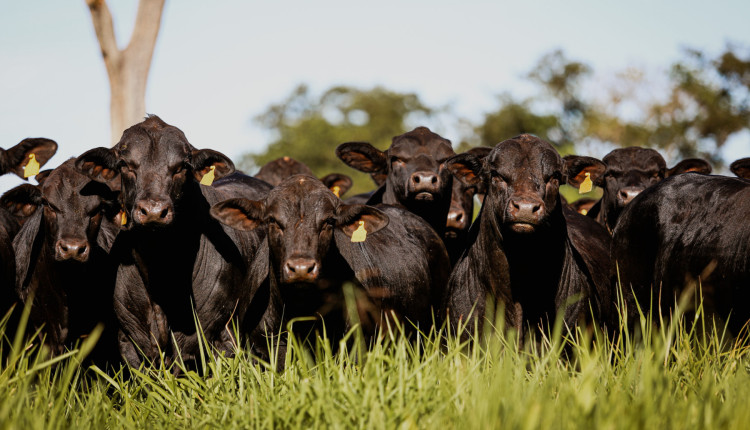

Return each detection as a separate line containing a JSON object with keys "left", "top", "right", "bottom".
{"left": 1, "top": 287, "right": 749, "bottom": 430}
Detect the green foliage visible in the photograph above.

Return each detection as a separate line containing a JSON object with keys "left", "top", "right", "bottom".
{"left": 2, "top": 288, "right": 750, "bottom": 429}
{"left": 239, "top": 85, "right": 437, "bottom": 197}
{"left": 465, "top": 46, "right": 750, "bottom": 166}
{"left": 460, "top": 50, "right": 590, "bottom": 155}
{"left": 457, "top": 94, "right": 561, "bottom": 153}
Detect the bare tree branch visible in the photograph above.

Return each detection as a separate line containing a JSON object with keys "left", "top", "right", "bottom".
{"left": 85, "top": 0, "right": 166, "bottom": 145}
{"left": 125, "top": 0, "right": 165, "bottom": 72}
{"left": 85, "top": 0, "right": 120, "bottom": 71}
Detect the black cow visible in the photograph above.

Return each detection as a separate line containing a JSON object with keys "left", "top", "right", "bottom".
{"left": 336, "top": 127, "right": 457, "bottom": 257}
{"left": 75, "top": 115, "right": 271, "bottom": 369}
{"left": 612, "top": 173, "right": 750, "bottom": 334}
{"left": 0, "top": 137, "right": 58, "bottom": 346}
{"left": 255, "top": 156, "right": 353, "bottom": 197}
{"left": 730, "top": 157, "right": 750, "bottom": 179}
{"left": 444, "top": 134, "right": 612, "bottom": 337}
{"left": 4, "top": 160, "right": 121, "bottom": 364}
{"left": 210, "top": 175, "right": 450, "bottom": 348}
{"left": 564, "top": 147, "right": 711, "bottom": 233}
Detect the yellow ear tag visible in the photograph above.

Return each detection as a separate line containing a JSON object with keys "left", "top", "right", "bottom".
{"left": 578, "top": 172, "right": 593, "bottom": 194}
{"left": 200, "top": 165, "right": 216, "bottom": 186}
{"left": 24, "top": 154, "right": 40, "bottom": 178}
{"left": 120, "top": 210, "right": 127, "bottom": 226}
{"left": 332, "top": 185, "right": 341, "bottom": 197}
{"left": 351, "top": 220, "right": 367, "bottom": 243}
{"left": 580, "top": 209, "right": 588, "bottom": 216}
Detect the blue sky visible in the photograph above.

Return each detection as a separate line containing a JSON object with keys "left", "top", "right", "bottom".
{"left": 1, "top": 0, "right": 748, "bottom": 190}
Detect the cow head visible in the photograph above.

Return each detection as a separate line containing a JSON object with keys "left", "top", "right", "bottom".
{"left": 447, "top": 134, "right": 577, "bottom": 236}
{"left": 731, "top": 157, "right": 750, "bottom": 180}
{"left": 255, "top": 156, "right": 314, "bottom": 186}
{"left": 3, "top": 159, "right": 120, "bottom": 267}
{"left": 210, "top": 175, "right": 388, "bottom": 288}
{"left": 336, "top": 127, "right": 455, "bottom": 207}
{"left": 565, "top": 147, "right": 711, "bottom": 231}
{"left": 255, "top": 157, "right": 353, "bottom": 197}
{"left": 75, "top": 115, "right": 234, "bottom": 228}
{"left": 0, "top": 138, "right": 58, "bottom": 179}
{"left": 445, "top": 147, "right": 492, "bottom": 239}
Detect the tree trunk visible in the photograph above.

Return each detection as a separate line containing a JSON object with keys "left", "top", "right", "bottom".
{"left": 86, "top": 0, "right": 166, "bottom": 146}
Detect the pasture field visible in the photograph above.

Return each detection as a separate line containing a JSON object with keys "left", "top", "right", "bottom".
{"left": 1, "top": 291, "right": 749, "bottom": 430}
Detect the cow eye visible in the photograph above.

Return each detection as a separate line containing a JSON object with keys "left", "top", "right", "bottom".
{"left": 173, "top": 164, "right": 186, "bottom": 176}
{"left": 42, "top": 199, "right": 60, "bottom": 213}
{"left": 268, "top": 217, "right": 284, "bottom": 231}
{"left": 490, "top": 171, "right": 507, "bottom": 182}
{"left": 391, "top": 157, "right": 404, "bottom": 165}
{"left": 119, "top": 162, "right": 136, "bottom": 176}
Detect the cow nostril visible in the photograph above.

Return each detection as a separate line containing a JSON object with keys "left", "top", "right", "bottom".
{"left": 77, "top": 245, "right": 87, "bottom": 256}
{"left": 160, "top": 208, "right": 169, "bottom": 219}
{"left": 431, "top": 176, "right": 437, "bottom": 184}
{"left": 60, "top": 244, "right": 68, "bottom": 252}
{"left": 140, "top": 207, "right": 148, "bottom": 216}
{"left": 512, "top": 200, "right": 520, "bottom": 210}
{"left": 455, "top": 213, "right": 463, "bottom": 222}
{"left": 307, "top": 263, "right": 316, "bottom": 274}
{"left": 532, "top": 204, "right": 541, "bottom": 213}
{"left": 414, "top": 176, "right": 420, "bottom": 184}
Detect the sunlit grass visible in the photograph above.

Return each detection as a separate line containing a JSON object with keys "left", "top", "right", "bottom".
{"left": 1, "top": 285, "right": 749, "bottom": 429}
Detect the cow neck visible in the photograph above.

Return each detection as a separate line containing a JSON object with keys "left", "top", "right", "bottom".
{"left": 599, "top": 199, "right": 619, "bottom": 234}
{"left": 502, "top": 209, "right": 568, "bottom": 319}
{"left": 270, "top": 242, "right": 352, "bottom": 323}
{"left": 31, "top": 230, "right": 113, "bottom": 346}
{"left": 462, "top": 206, "right": 510, "bottom": 302}
{"left": 128, "top": 183, "right": 207, "bottom": 292}
{"left": 473, "top": 201, "right": 569, "bottom": 312}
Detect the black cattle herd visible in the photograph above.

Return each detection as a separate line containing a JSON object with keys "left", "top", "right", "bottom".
{"left": 0, "top": 115, "right": 748, "bottom": 369}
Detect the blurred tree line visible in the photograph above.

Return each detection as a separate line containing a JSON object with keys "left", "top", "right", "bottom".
{"left": 240, "top": 45, "right": 750, "bottom": 197}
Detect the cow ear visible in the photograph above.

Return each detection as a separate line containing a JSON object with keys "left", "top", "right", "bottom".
{"left": 320, "top": 173, "right": 352, "bottom": 197}
{"left": 335, "top": 142, "right": 387, "bottom": 174}
{"left": 1, "top": 138, "right": 58, "bottom": 179}
{"left": 34, "top": 169, "right": 53, "bottom": 186}
{"left": 466, "top": 146, "right": 493, "bottom": 159}
{"left": 190, "top": 149, "right": 235, "bottom": 182}
{"left": 0, "top": 184, "right": 43, "bottom": 223}
{"left": 446, "top": 153, "right": 482, "bottom": 186}
{"left": 335, "top": 204, "right": 389, "bottom": 238}
{"left": 369, "top": 172, "right": 387, "bottom": 187}
{"left": 563, "top": 155, "right": 606, "bottom": 187}
{"left": 667, "top": 158, "right": 712, "bottom": 177}
{"left": 76, "top": 147, "right": 120, "bottom": 183}
{"left": 730, "top": 157, "right": 750, "bottom": 179}
{"left": 13, "top": 207, "right": 44, "bottom": 295}
{"left": 210, "top": 198, "right": 264, "bottom": 231}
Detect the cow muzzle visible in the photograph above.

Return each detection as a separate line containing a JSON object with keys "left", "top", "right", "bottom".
{"left": 282, "top": 257, "right": 320, "bottom": 284}
{"left": 55, "top": 238, "right": 90, "bottom": 262}
{"left": 133, "top": 199, "right": 174, "bottom": 226}
{"left": 506, "top": 197, "right": 544, "bottom": 233}
{"left": 408, "top": 171, "right": 441, "bottom": 200}
{"left": 617, "top": 187, "right": 642, "bottom": 207}
{"left": 446, "top": 206, "right": 468, "bottom": 234}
